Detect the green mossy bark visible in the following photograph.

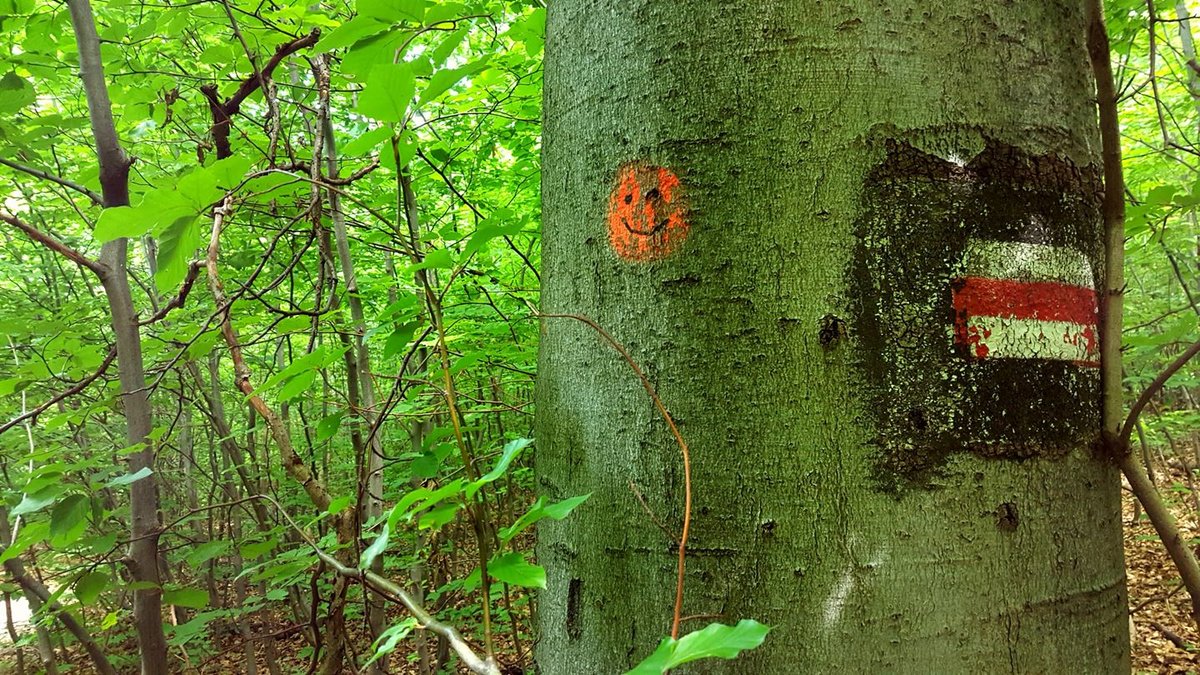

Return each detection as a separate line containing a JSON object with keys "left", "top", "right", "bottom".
{"left": 537, "top": 2, "right": 1129, "bottom": 672}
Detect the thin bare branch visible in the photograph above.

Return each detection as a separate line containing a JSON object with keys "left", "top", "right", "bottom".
{"left": 0, "top": 211, "right": 105, "bottom": 276}
{"left": 0, "top": 346, "right": 116, "bottom": 437}
{"left": 0, "top": 158, "right": 103, "bottom": 205}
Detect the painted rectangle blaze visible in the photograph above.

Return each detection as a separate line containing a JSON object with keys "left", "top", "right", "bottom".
{"left": 952, "top": 239, "right": 1098, "bottom": 366}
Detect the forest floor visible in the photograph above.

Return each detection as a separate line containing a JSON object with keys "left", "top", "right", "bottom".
{"left": 0, "top": 478, "right": 1192, "bottom": 673}
{"left": 1128, "top": 467, "right": 1200, "bottom": 674}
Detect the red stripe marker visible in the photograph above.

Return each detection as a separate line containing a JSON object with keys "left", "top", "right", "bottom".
{"left": 952, "top": 239, "right": 1099, "bottom": 366}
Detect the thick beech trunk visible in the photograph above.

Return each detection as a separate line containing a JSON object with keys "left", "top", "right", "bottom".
{"left": 537, "top": 2, "right": 1129, "bottom": 672}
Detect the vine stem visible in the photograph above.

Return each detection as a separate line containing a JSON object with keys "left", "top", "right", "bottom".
{"left": 1088, "top": 0, "right": 1200, "bottom": 629}
{"left": 533, "top": 309, "right": 692, "bottom": 639}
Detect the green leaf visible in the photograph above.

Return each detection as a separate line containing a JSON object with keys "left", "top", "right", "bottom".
{"left": 360, "top": 520, "right": 389, "bottom": 568}
{"left": 356, "top": 62, "right": 415, "bottom": 123}
{"left": 383, "top": 321, "right": 419, "bottom": 359}
{"left": 410, "top": 248, "right": 453, "bottom": 271}
{"left": 625, "top": 620, "right": 771, "bottom": 675}
{"left": 0, "top": 71, "right": 34, "bottom": 113}
{"left": 390, "top": 480, "right": 465, "bottom": 526}
{"left": 185, "top": 539, "right": 231, "bottom": 566}
{"left": 49, "top": 494, "right": 89, "bottom": 547}
{"left": 11, "top": 486, "right": 61, "bottom": 516}
{"left": 464, "top": 216, "right": 525, "bottom": 256}
{"left": 316, "top": 413, "right": 345, "bottom": 443}
{"left": 419, "top": 56, "right": 490, "bottom": 105}
{"left": 428, "top": 26, "right": 468, "bottom": 65}
{"left": 204, "top": 156, "right": 252, "bottom": 190}
{"left": 240, "top": 539, "right": 277, "bottom": 560}
{"left": 94, "top": 206, "right": 152, "bottom": 242}
{"left": 467, "top": 437, "right": 531, "bottom": 497}
{"left": 500, "top": 493, "right": 590, "bottom": 543}
{"left": 253, "top": 346, "right": 347, "bottom": 395}
{"left": 342, "top": 125, "right": 394, "bottom": 156}
{"left": 154, "top": 214, "right": 201, "bottom": 290}
{"left": 275, "top": 315, "right": 311, "bottom": 333}
{"left": 0, "top": 521, "right": 46, "bottom": 564}
{"left": 317, "top": 15, "right": 391, "bottom": 53}
{"left": 326, "top": 494, "right": 353, "bottom": 516}
{"left": 417, "top": 502, "right": 459, "bottom": 529}
{"left": 487, "top": 552, "right": 544, "bottom": 589}
{"left": 74, "top": 570, "right": 109, "bottom": 604}
{"left": 278, "top": 370, "right": 316, "bottom": 401}
{"left": 358, "top": 0, "right": 424, "bottom": 23}
{"left": 107, "top": 467, "right": 152, "bottom": 488}
{"left": 162, "top": 587, "right": 210, "bottom": 610}
{"left": 365, "top": 618, "right": 419, "bottom": 666}
{"left": 381, "top": 131, "right": 417, "bottom": 171}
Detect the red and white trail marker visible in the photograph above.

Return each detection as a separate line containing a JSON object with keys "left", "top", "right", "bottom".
{"left": 952, "top": 239, "right": 1099, "bottom": 367}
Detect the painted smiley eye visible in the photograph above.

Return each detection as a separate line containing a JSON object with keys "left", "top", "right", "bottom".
{"left": 607, "top": 162, "right": 688, "bottom": 262}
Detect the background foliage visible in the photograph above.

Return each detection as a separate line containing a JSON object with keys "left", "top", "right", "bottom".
{"left": 0, "top": 0, "right": 1193, "bottom": 672}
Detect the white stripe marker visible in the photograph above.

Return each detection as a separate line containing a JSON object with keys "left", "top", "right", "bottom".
{"left": 952, "top": 239, "right": 1099, "bottom": 366}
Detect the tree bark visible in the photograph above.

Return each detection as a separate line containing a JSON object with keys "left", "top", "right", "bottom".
{"left": 537, "top": 2, "right": 1129, "bottom": 672}
{"left": 65, "top": 1, "right": 168, "bottom": 672}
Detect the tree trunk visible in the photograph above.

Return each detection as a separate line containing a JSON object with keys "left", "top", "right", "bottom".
{"left": 65, "top": 1, "right": 168, "bottom": 671}
{"left": 537, "top": 2, "right": 1129, "bottom": 672}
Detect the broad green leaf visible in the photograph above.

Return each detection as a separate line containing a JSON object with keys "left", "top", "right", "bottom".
{"left": 505, "top": 8, "right": 546, "bottom": 55}
{"left": 240, "top": 539, "right": 277, "bottom": 560}
{"left": 360, "top": 521, "right": 389, "bottom": 568}
{"left": 625, "top": 620, "right": 771, "bottom": 675}
{"left": 0, "top": 521, "right": 48, "bottom": 564}
{"left": 409, "top": 248, "right": 453, "bottom": 271}
{"left": 342, "top": 125, "right": 394, "bottom": 156}
{"left": 154, "top": 214, "right": 201, "bottom": 290}
{"left": 275, "top": 315, "right": 312, "bottom": 333}
{"left": 358, "top": 0, "right": 424, "bottom": 23}
{"left": 107, "top": 467, "right": 152, "bottom": 488}
{"left": 316, "top": 413, "right": 345, "bottom": 443}
{"left": 204, "top": 156, "right": 252, "bottom": 189}
{"left": 384, "top": 321, "right": 419, "bottom": 358}
{"left": 381, "top": 131, "right": 417, "bottom": 171}
{"left": 417, "top": 502, "right": 459, "bottom": 530}
{"left": 74, "top": 570, "right": 109, "bottom": 604}
{"left": 12, "top": 486, "right": 62, "bottom": 516}
{"left": 487, "top": 552, "right": 544, "bottom": 589}
{"left": 365, "top": 618, "right": 419, "bottom": 666}
{"left": 184, "top": 540, "right": 231, "bottom": 566}
{"left": 467, "top": 437, "right": 532, "bottom": 497}
{"left": 500, "top": 493, "right": 590, "bottom": 543}
{"left": 0, "top": 71, "right": 34, "bottom": 113}
{"left": 317, "top": 15, "right": 391, "bottom": 53}
{"left": 428, "top": 26, "right": 468, "bottom": 65}
{"left": 419, "top": 56, "right": 490, "bottom": 105}
{"left": 49, "top": 494, "right": 89, "bottom": 547}
{"left": 356, "top": 62, "right": 415, "bottom": 123}
{"left": 252, "top": 346, "right": 347, "bottom": 395}
{"left": 163, "top": 587, "right": 210, "bottom": 609}
{"left": 390, "top": 479, "right": 465, "bottom": 526}
{"left": 94, "top": 206, "right": 152, "bottom": 242}
{"left": 278, "top": 370, "right": 317, "bottom": 401}
{"left": 326, "top": 494, "right": 353, "bottom": 515}
{"left": 464, "top": 217, "right": 525, "bottom": 256}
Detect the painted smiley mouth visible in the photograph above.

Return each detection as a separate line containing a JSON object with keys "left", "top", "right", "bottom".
{"left": 621, "top": 216, "right": 670, "bottom": 236}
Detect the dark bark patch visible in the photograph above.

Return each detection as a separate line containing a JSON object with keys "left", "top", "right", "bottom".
{"left": 759, "top": 519, "right": 777, "bottom": 537}
{"left": 848, "top": 132, "right": 1103, "bottom": 489}
{"left": 996, "top": 502, "right": 1020, "bottom": 532}
{"left": 819, "top": 314, "right": 848, "bottom": 349}
{"left": 566, "top": 578, "right": 583, "bottom": 641}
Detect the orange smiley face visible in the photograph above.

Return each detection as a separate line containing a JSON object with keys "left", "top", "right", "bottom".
{"left": 607, "top": 162, "right": 688, "bottom": 262}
